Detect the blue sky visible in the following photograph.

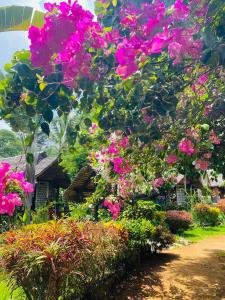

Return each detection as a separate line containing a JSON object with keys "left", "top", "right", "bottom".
{"left": 0, "top": 0, "right": 94, "bottom": 129}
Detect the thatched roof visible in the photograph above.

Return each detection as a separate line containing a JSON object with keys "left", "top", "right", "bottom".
{"left": 64, "top": 166, "right": 95, "bottom": 202}
{"left": 1, "top": 154, "right": 70, "bottom": 188}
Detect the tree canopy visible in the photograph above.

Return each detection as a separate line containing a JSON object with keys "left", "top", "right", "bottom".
{"left": 0, "top": 0, "right": 224, "bottom": 218}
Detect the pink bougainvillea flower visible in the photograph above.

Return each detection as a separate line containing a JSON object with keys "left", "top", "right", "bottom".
{"left": 105, "top": 29, "right": 121, "bottom": 43}
{"left": 0, "top": 162, "right": 33, "bottom": 216}
{"left": 116, "top": 63, "right": 138, "bottom": 79}
{"left": 173, "top": 0, "right": 190, "bottom": 20}
{"left": 178, "top": 138, "right": 195, "bottom": 156}
{"left": 204, "top": 104, "right": 212, "bottom": 116}
{"left": 103, "top": 199, "right": 121, "bottom": 220}
{"left": 89, "top": 123, "right": 98, "bottom": 135}
{"left": 192, "top": 73, "right": 209, "bottom": 94}
{"left": 166, "top": 154, "right": 177, "bottom": 164}
{"left": 209, "top": 130, "right": 221, "bottom": 145}
{"left": 168, "top": 42, "right": 183, "bottom": 64}
{"left": 108, "top": 143, "right": 120, "bottom": 155}
{"left": 186, "top": 129, "right": 200, "bottom": 141}
{"left": 204, "top": 152, "right": 212, "bottom": 159}
{"left": 118, "top": 137, "right": 129, "bottom": 149}
{"left": 195, "top": 159, "right": 209, "bottom": 171}
{"left": 153, "top": 178, "right": 164, "bottom": 189}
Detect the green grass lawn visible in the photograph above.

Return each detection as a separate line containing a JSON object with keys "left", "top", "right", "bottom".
{"left": 0, "top": 274, "right": 25, "bottom": 300}
{"left": 177, "top": 225, "right": 225, "bottom": 242}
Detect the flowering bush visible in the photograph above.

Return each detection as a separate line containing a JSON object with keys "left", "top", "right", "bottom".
{"left": 90, "top": 132, "right": 152, "bottom": 219}
{"left": 217, "top": 199, "right": 225, "bottom": 214}
{"left": 0, "top": 162, "right": 33, "bottom": 216}
{"left": 29, "top": 0, "right": 206, "bottom": 85}
{"left": 0, "top": 220, "right": 128, "bottom": 300}
{"left": 193, "top": 204, "right": 221, "bottom": 226}
{"left": 121, "top": 200, "right": 164, "bottom": 224}
{"left": 165, "top": 210, "right": 193, "bottom": 233}
{"left": 121, "top": 218, "right": 174, "bottom": 253}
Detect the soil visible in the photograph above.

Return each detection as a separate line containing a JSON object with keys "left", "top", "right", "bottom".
{"left": 111, "top": 235, "right": 225, "bottom": 300}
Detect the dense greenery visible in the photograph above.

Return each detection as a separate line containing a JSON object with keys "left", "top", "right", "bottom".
{"left": 0, "top": 0, "right": 225, "bottom": 298}
{"left": 0, "top": 129, "right": 22, "bottom": 158}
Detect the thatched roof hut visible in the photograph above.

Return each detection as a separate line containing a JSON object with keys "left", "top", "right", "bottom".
{"left": 64, "top": 166, "right": 95, "bottom": 202}
{"left": 2, "top": 153, "right": 70, "bottom": 208}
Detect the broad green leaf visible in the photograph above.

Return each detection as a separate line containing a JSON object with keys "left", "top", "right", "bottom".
{"left": 43, "top": 108, "right": 53, "bottom": 123}
{"left": 26, "top": 152, "right": 34, "bottom": 164}
{"left": 41, "top": 122, "right": 50, "bottom": 136}
{"left": 25, "top": 135, "right": 34, "bottom": 147}
{"left": 22, "top": 209, "right": 29, "bottom": 224}
{"left": 0, "top": 6, "right": 44, "bottom": 32}
{"left": 84, "top": 118, "right": 92, "bottom": 127}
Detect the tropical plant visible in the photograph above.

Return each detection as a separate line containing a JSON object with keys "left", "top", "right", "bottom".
{"left": 217, "top": 199, "right": 225, "bottom": 214}
{"left": 0, "top": 0, "right": 224, "bottom": 220}
{"left": 165, "top": 210, "right": 193, "bottom": 233}
{"left": 0, "top": 220, "right": 128, "bottom": 300}
{"left": 0, "top": 129, "right": 23, "bottom": 158}
{"left": 193, "top": 203, "right": 221, "bottom": 226}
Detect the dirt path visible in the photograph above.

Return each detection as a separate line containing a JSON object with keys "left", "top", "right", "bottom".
{"left": 112, "top": 235, "right": 225, "bottom": 300}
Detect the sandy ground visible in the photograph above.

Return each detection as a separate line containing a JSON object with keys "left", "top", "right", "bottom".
{"left": 112, "top": 235, "right": 225, "bottom": 300}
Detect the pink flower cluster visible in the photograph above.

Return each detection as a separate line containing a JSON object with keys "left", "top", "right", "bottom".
{"left": 103, "top": 199, "right": 121, "bottom": 220}
{"left": 115, "top": 0, "right": 203, "bottom": 78}
{"left": 28, "top": 0, "right": 206, "bottom": 83}
{"left": 29, "top": 1, "right": 105, "bottom": 87}
{"left": 209, "top": 130, "right": 221, "bottom": 145}
{"left": 195, "top": 159, "right": 209, "bottom": 171}
{"left": 178, "top": 138, "right": 195, "bottom": 156}
{"left": 0, "top": 163, "right": 34, "bottom": 216}
{"left": 166, "top": 154, "right": 177, "bottom": 164}
{"left": 92, "top": 132, "right": 135, "bottom": 219}
{"left": 153, "top": 177, "right": 164, "bottom": 189}
{"left": 89, "top": 123, "right": 98, "bottom": 135}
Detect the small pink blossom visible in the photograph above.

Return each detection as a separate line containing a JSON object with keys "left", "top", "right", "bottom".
{"left": 153, "top": 178, "right": 164, "bottom": 188}
{"left": 166, "top": 154, "right": 177, "bottom": 164}
{"left": 103, "top": 199, "right": 121, "bottom": 220}
{"left": 204, "top": 152, "right": 212, "bottom": 159}
{"left": 89, "top": 123, "right": 98, "bottom": 135}
{"left": 204, "top": 104, "right": 212, "bottom": 116}
{"left": 209, "top": 130, "right": 221, "bottom": 145}
{"left": 195, "top": 159, "right": 209, "bottom": 171}
{"left": 178, "top": 138, "right": 195, "bottom": 156}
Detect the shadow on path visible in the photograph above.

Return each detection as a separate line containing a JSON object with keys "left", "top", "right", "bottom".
{"left": 111, "top": 236, "right": 225, "bottom": 300}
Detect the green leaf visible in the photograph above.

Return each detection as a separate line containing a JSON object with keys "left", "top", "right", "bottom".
{"left": 41, "top": 122, "right": 50, "bottom": 136}
{"left": 39, "top": 82, "right": 47, "bottom": 91}
{"left": 200, "top": 124, "right": 210, "bottom": 131}
{"left": 43, "top": 108, "right": 54, "bottom": 123}
{"left": 26, "top": 152, "right": 34, "bottom": 164}
{"left": 22, "top": 209, "right": 29, "bottom": 224}
{"left": 4, "top": 63, "right": 12, "bottom": 72}
{"left": 84, "top": 118, "right": 92, "bottom": 127}
{"left": 25, "top": 134, "right": 34, "bottom": 147}
{"left": 25, "top": 94, "right": 37, "bottom": 105}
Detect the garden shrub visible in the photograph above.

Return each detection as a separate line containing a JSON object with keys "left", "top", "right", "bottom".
{"left": 217, "top": 199, "right": 225, "bottom": 214}
{"left": 31, "top": 206, "right": 50, "bottom": 224}
{"left": 121, "top": 200, "right": 163, "bottom": 224}
{"left": 121, "top": 218, "right": 174, "bottom": 253}
{"left": 165, "top": 210, "right": 193, "bottom": 233}
{"left": 193, "top": 204, "right": 221, "bottom": 226}
{"left": 0, "top": 220, "right": 128, "bottom": 300}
